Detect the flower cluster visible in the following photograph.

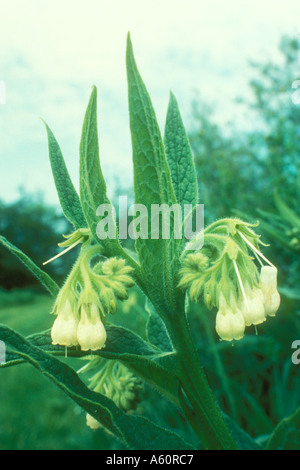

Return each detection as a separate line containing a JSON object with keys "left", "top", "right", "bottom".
{"left": 179, "top": 218, "right": 280, "bottom": 342}
{"left": 50, "top": 239, "right": 134, "bottom": 351}
{"left": 83, "top": 358, "right": 143, "bottom": 430}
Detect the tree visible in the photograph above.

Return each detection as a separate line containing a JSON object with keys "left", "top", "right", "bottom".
{"left": 0, "top": 190, "right": 74, "bottom": 289}
{"left": 189, "top": 36, "right": 300, "bottom": 222}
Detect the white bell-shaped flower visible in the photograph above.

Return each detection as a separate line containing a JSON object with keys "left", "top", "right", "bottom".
{"left": 51, "top": 298, "right": 79, "bottom": 347}
{"left": 239, "top": 283, "right": 266, "bottom": 326}
{"left": 77, "top": 303, "right": 107, "bottom": 351}
{"left": 216, "top": 292, "right": 246, "bottom": 341}
{"left": 259, "top": 266, "right": 280, "bottom": 317}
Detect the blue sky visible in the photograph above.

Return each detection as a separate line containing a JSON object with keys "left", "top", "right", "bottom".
{"left": 0, "top": 0, "right": 299, "bottom": 205}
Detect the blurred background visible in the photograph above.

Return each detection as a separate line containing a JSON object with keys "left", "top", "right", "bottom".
{"left": 0, "top": 0, "right": 299, "bottom": 450}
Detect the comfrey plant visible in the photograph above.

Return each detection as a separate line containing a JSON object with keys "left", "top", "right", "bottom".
{"left": 0, "top": 35, "right": 283, "bottom": 451}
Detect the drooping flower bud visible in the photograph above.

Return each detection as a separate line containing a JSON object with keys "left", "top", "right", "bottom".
{"left": 86, "top": 414, "right": 102, "bottom": 430}
{"left": 178, "top": 253, "right": 209, "bottom": 303}
{"left": 216, "top": 293, "right": 245, "bottom": 341}
{"left": 100, "top": 257, "right": 135, "bottom": 300}
{"left": 77, "top": 303, "right": 107, "bottom": 351}
{"left": 239, "top": 282, "right": 266, "bottom": 327}
{"left": 99, "top": 285, "right": 118, "bottom": 315}
{"left": 51, "top": 297, "right": 79, "bottom": 347}
{"left": 259, "top": 266, "right": 280, "bottom": 317}
{"left": 51, "top": 283, "right": 80, "bottom": 347}
{"left": 82, "top": 358, "right": 143, "bottom": 430}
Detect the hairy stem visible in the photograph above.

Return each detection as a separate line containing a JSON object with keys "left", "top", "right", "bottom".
{"left": 164, "top": 308, "right": 238, "bottom": 450}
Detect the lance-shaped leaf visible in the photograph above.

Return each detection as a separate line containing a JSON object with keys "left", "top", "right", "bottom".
{"left": 1, "top": 326, "right": 180, "bottom": 407}
{"left": 0, "top": 236, "right": 59, "bottom": 296}
{"left": 79, "top": 87, "right": 120, "bottom": 255}
{"left": 126, "top": 34, "right": 180, "bottom": 313}
{"left": 274, "top": 191, "right": 300, "bottom": 229}
{"left": 258, "top": 219, "right": 294, "bottom": 251}
{"left": 44, "top": 122, "right": 87, "bottom": 229}
{"left": 222, "top": 414, "right": 263, "bottom": 450}
{"left": 164, "top": 92, "right": 198, "bottom": 211}
{"left": 0, "top": 324, "right": 193, "bottom": 450}
{"left": 267, "top": 406, "right": 300, "bottom": 450}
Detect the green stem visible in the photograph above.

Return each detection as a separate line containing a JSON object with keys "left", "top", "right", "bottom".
{"left": 164, "top": 309, "right": 239, "bottom": 450}
{"left": 199, "top": 308, "right": 238, "bottom": 422}
{"left": 104, "top": 237, "right": 237, "bottom": 448}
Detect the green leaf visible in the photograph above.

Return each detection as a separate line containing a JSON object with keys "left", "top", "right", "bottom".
{"left": 1, "top": 331, "right": 122, "bottom": 439}
{"left": 44, "top": 122, "right": 87, "bottom": 229}
{"left": 177, "top": 386, "right": 256, "bottom": 450}
{"left": 1, "top": 326, "right": 181, "bottom": 407}
{"left": 0, "top": 236, "right": 59, "bottom": 296}
{"left": 177, "top": 384, "right": 204, "bottom": 449}
{"left": 126, "top": 34, "right": 180, "bottom": 314}
{"left": 79, "top": 86, "right": 119, "bottom": 254}
{"left": 145, "top": 299, "right": 173, "bottom": 351}
{"left": 0, "top": 324, "right": 193, "bottom": 450}
{"left": 1, "top": 325, "right": 156, "bottom": 361}
{"left": 267, "top": 407, "right": 300, "bottom": 450}
{"left": 259, "top": 220, "right": 295, "bottom": 251}
{"left": 164, "top": 92, "right": 198, "bottom": 211}
{"left": 93, "top": 326, "right": 180, "bottom": 404}
{"left": 274, "top": 192, "right": 300, "bottom": 229}
{"left": 222, "top": 414, "right": 263, "bottom": 450}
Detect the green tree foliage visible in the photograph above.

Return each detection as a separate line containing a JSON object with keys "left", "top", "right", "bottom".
{"left": 189, "top": 36, "right": 300, "bottom": 222}
{"left": 0, "top": 191, "right": 74, "bottom": 289}
{"left": 248, "top": 36, "right": 300, "bottom": 202}
{"left": 189, "top": 101, "right": 258, "bottom": 222}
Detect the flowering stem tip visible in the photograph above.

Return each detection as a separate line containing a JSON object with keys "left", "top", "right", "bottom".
{"left": 179, "top": 218, "right": 280, "bottom": 342}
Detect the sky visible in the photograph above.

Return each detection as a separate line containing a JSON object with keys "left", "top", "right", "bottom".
{"left": 0, "top": 0, "right": 299, "bottom": 206}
